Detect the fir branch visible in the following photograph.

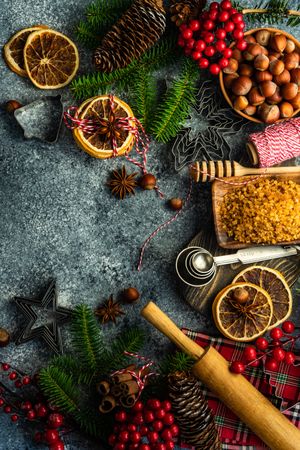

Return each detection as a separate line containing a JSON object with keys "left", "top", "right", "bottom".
{"left": 150, "top": 59, "right": 199, "bottom": 143}
{"left": 51, "top": 355, "right": 94, "bottom": 385}
{"left": 159, "top": 352, "right": 194, "bottom": 375}
{"left": 75, "top": 21, "right": 101, "bottom": 48}
{"left": 38, "top": 367, "right": 80, "bottom": 414}
{"left": 233, "top": 0, "right": 300, "bottom": 26}
{"left": 74, "top": 407, "right": 113, "bottom": 439}
{"left": 130, "top": 67, "right": 157, "bottom": 132}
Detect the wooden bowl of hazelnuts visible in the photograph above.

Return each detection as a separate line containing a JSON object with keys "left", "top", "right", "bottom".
{"left": 219, "top": 28, "right": 300, "bottom": 124}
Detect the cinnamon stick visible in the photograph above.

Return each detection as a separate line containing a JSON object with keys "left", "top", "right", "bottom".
{"left": 120, "top": 380, "right": 139, "bottom": 396}
{"left": 112, "top": 365, "right": 135, "bottom": 383}
{"left": 97, "top": 380, "right": 110, "bottom": 396}
{"left": 120, "top": 394, "right": 137, "bottom": 408}
{"left": 111, "top": 383, "right": 127, "bottom": 398}
{"left": 99, "top": 395, "right": 116, "bottom": 414}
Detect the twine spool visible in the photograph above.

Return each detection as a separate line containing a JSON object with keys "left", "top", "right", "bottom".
{"left": 247, "top": 118, "right": 300, "bottom": 167}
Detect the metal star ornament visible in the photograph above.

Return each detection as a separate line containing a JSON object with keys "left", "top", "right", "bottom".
{"left": 14, "top": 281, "right": 72, "bottom": 354}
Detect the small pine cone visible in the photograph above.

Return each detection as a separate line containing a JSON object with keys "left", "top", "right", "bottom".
{"left": 94, "top": 0, "right": 166, "bottom": 72}
{"left": 170, "top": 0, "right": 206, "bottom": 26}
{"left": 168, "top": 371, "right": 221, "bottom": 450}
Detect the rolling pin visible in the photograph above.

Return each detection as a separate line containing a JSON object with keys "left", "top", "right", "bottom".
{"left": 141, "top": 302, "right": 300, "bottom": 450}
{"left": 190, "top": 160, "right": 300, "bottom": 182}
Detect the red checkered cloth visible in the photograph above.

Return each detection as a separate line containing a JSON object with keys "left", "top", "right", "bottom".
{"left": 181, "top": 328, "right": 300, "bottom": 450}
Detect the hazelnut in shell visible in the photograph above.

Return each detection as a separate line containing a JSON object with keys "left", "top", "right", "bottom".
{"left": 269, "top": 51, "right": 282, "bottom": 62}
{"left": 169, "top": 197, "right": 183, "bottom": 210}
{"left": 243, "top": 104, "right": 257, "bottom": 116}
{"left": 270, "top": 33, "right": 287, "bottom": 53}
{"left": 255, "top": 29, "right": 271, "bottom": 46}
{"left": 5, "top": 100, "right": 22, "bottom": 113}
{"left": 231, "top": 76, "right": 252, "bottom": 96}
{"left": 255, "top": 70, "right": 273, "bottom": 83}
{"left": 284, "top": 52, "right": 299, "bottom": 71}
{"left": 224, "top": 73, "right": 239, "bottom": 90}
{"left": 285, "top": 39, "right": 296, "bottom": 54}
{"left": 259, "top": 80, "right": 277, "bottom": 98}
{"left": 234, "top": 96, "right": 249, "bottom": 111}
{"left": 281, "top": 82, "right": 298, "bottom": 100}
{"left": 258, "top": 103, "right": 280, "bottom": 123}
{"left": 279, "top": 102, "right": 294, "bottom": 118}
{"left": 223, "top": 58, "right": 238, "bottom": 74}
{"left": 291, "top": 92, "right": 300, "bottom": 109}
{"left": 269, "top": 59, "right": 285, "bottom": 76}
{"left": 290, "top": 68, "right": 300, "bottom": 86}
{"left": 122, "top": 287, "right": 140, "bottom": 303}
{"left": 248, "top": 87, "right": 265, "bottom": 106}
{"left": 245, "top": 35, "right": 257, "bottom": 44}
{"left": 239, "top": 63, "right": 254, "bottom": 77}
{"left": 273, "top": 69, "right": 291, "bottom": 86}
{"left": 0, "top": 328, "right": 10, "bottom": 347}
{"left": 243, "top": 43, "right": 263, "bottom": 61}
{"left": 232, "top": 48, "right": 243, "bottom": 62}
{"left": 139, "top": 173, "right": 156, "bottom": 190}
{"left": 254, "top": 54, "right": 269, "bottom": 71}
{"left": 266, "top": 86, "right": 282, "bottom": 105}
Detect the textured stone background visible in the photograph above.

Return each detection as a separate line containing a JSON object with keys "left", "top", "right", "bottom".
{"left": 0, "top": 0, "right": 299, "bottom": 448}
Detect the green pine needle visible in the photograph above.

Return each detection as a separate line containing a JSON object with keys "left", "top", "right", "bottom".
{"left": 159, "top": 351, "right": 194, "bottom": 375}
{"left": 150, "top": 59, "right": 199, "bottom": 143}
{"left": 234, "top": 0, "right": 300, "bottom": 26}
{"left": 130, "top": 67, "right": 157, "bottom": 132}
{"left": 51, "top": 355, "right": 94, "bottom": 385}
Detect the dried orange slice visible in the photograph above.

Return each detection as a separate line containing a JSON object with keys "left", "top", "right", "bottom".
{"left": 73, "top": 95, "right": 135, "bottom": 159}
{"left": 23, "top": 29, "right": 79, "bottom": 89}
{"left": 213, "top": 282, "right": 273, "bottom": 342}
{"left": 4, "top": 25, "right": 48, "bottom": 77}
{"left": 233, "top": 266, "right": 292, "bottom": 329}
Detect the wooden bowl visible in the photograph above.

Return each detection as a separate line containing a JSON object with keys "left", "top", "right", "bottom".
{"left": 219, "top": 27, "right": 300, "bottom": 123}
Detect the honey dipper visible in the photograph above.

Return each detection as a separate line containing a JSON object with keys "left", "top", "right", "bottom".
{"left": 190, "top": 160, "right": 300, "bottom": 183}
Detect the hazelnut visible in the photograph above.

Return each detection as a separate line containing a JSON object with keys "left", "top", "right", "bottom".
{"left": 273, "top": 69, "right": 291, "bottom": 86}
{"left": 243, "top": 43, "right": 263, "bottom": 61}
{"left": 139, "top": 173, "right": 156, "bottom": 190}
{"left": 279, "top": 101, "right": 294, "bottom": 118}
{"left": 254, "top": 54, "right": 269, "bottom": 71}
{"left": 169, "top": 197, "right": 183, "bottom": 210}
{"left": 285, "top": 39, "right": 296, "bottom": 54}
{"left": 234, "top": 96, "right": 249, "bottom": 111}
{"left": 290, "top": 68, "right": 300, "bottom": 86}
{"left": 284, "top": 52, "right": 299, "bottom": 70}
{"left": 258, "top": 103, "right": 280, "bottom": 123}
{"left": 255, "top": 70, "right": 273, "bottom": 83}
{"left": 122, "top": 287, "right": 140, "bottom": 303}
{"left": 231, "top": 76, "right": 252, "bottom": 96}
{"left": 255, "top": 29, "right": 271, "bottom": 46}
{"left": 259, "top": 80, "right": 277, "bottom": 98}
{"left": 239, "top": 63, "right": 254, "bottom": 77}
{"left": 232, "top": 48, "right": 243, "bottom": 62}
{"left": 233, "top": 288, "right": 249, "bottom": 304}
{"left": 269, "top": 59, "right": 285, "bottom": 75}
{"left": 281, "top": 82, "right": 298, "bottom": 100}
{"left": 270, "top": 33, "right": 287, "bottom": 53}
{"left": 0, "top": 328, "right": 10, "bottom": 347}
{"left": 243, "top": 104, "right": 257, "bottom": 116}
{"left": 5, "top": 100, "right": 22, "bottom": 113}
{"left": 269, "top": 51, "right": 282, "bottom": 61}
{"left": 245, "top": 35, "right": 257, "bottom": 44}
{"left": 248, "top": 87, "right": 265, "bottom": 106}
{"left": 261, "top": 46, "right": 269, "bottom": 56}
{"left": 224, "top": 73, "right": 239, "bottom": 89}
{"left": 223, "top": 58, "right": 239, "bottom": 74}
{"left": 291, "top": 92, "right": 300, "bottom": 109}
{"left": 266, "top": 86, "right": 282, "bottom": 105}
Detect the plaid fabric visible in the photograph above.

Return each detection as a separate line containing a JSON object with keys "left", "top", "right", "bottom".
{"left": 181, "top": 328, "right": 300, "bottom": 450}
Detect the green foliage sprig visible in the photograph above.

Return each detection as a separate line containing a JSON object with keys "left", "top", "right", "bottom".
{"left": 159, "top": 351, "right": 194, "bottom": 375}
{"left": 234, "top": 0, "right": 300, "bottom": 26}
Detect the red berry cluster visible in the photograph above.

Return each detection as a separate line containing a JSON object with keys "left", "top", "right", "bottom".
{"left": 230, "top": 321, "right": 298, "bottom": 374}
{"left": 177, "top": 0, "right": 247, "bottom": 75}
{"left": 108, "top": 399, "right": 179, "bottom": 450}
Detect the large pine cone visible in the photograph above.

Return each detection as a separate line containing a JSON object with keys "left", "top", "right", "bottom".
{"left": 170, "top": 0, "right": 206, "bottom": 26}
{"left": 94, "top": 0, "right": 166, "bottom": 72}
{"left": 168, "top": 371, "right": 221, "bottom": 450}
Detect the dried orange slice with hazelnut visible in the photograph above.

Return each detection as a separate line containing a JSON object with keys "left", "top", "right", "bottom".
{"left": 212, "top": 282, "right": 273, "bottom": 342}
{"left": 4, "top": 25, "right": 48, "bottom": 77}
{"left": 233, "top": 266, "right": 292, "bottom": 329}
{"left": 73, "top": 95, "right": 135, "bottom": 159}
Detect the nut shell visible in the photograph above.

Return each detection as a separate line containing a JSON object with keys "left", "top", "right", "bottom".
{"left": 0, "top": 328, "right": 10, "bottom": 347}
{"left": 285, "top": 39, "right": 296, "bottom": 54}
{"left": 284, "top": 52, "right": 299, "bottom": 70}
{"left": 223, "top": 58, "right": 239, "bottom": 74}
{"left": 122, "top": 287, "right": 140, "bottom": 303}
{"left": 269, "top": 59, "right": 285, "bottom": 75}
{"left": 290, "top": 68, "right": 300, "bottom": 86}
{"left": 259, "top": 80, "right": 277, "bottom": 98}
{"left": 258, "top": 103, "right": 280, "bottom": 123}
{"left": 234, "top": 96, "right": 249, "bottom": 111}
{"left": 231, "top": 76, "right": 252, "bottom": 95}
{"left": 243, "top": 43, "right": 263, "bottom": 61}
{"left": 248, "top": 87, "right": 265, "bottom": 106}
{"left": 273, "top": 69, "right": 291, "bottom": 86}
{"left": 169, "top": 197, "right": 183, "bottom": 210}
{"left": 224, "top": 73, "right": 239, "bottom": 89}
{"left": 254, "top": 54, "right": 269, "bottom": 71}
{"left": 255, "top": 70, "right": 273, "bottom": 83}
{"left": 139, "top": 173, "right": 156, "bottom": 190}
{"left": 279, "top": 101, "right": 294, "bottom": 118}
{"left": 266, "top": 86, "right": 282, "bottom": 104}
{"left": 239, "top": 63, "right": 254, "bottom": 77}
{"left": 255, "top": 29, "right": 271, "bottom": 46}
{"left": 243, "top": 104, "right": 257, "bottom": 116}
{"left": 270, "top": 33, "right": 287, "bottom": 52}
{"left": 281, "top": 82, "right": 298, "bottom": 100}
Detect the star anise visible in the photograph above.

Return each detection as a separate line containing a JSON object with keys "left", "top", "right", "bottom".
{"left": 97, "top": 111, "right": 121, "bottom": 142}
{"left": 107, "top": 165, "right": 137, "bottom": 199}
{"left": 95, "top": 295, "right": 125, "bottom": 324}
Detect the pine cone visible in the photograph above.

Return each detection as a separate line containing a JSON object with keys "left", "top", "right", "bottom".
{"left": 170, "top": 0, "right": 206, "bottom": 26}
{"left": 168, "top": 371, "right": 221, "bottom": 450}
{"left": 94, "top": 0, "right": 166, "bottom": 72}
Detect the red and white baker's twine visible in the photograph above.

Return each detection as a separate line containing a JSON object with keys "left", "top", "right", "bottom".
{"left": 111, "top": 352, "right": 157, "bottom": 399}
{"left": 64, "top": 95, "right": 163, "bottom": 198}
{"left": 249, "top": 117, "right": 300, "bottom": 167}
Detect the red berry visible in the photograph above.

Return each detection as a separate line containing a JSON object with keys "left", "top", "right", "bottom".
{"left": 163, "top": 413, "right": 175, "bottom": 426}
{"left": 209, "top": 63, "right": 221, "bottom": 75}
{"left": 148, "top": 431, "right": 159, "bottom": 443}
{"left": 139, "top": 425, "right": 148, "bottom": 436}
{"left": 169, "top": 424, "right": 180, "bottom": 437}
{"left": 219, "top": 58, "right": 229, "bottom": 69}
{"left": 27, "top": 409, "right": 36, "bottom": 420}
{"left": 184, "top": 48, "right": 192, "bottom": 56}
{"left": 203, "top": 20, "right": 215, "bottom": 31}
{"left": 204, "top": 46, "right": 215, "bottom": 57}
{"left": 270, "top": 328, "right": 284, "bottom": 340}
{"left": 161, "top": 429, "right": 173, "bottom": 441}
{"left": 218, "top": 11, "right": 230, "bottom": 22}
{"left": 243, "top": 346, "right": 257, "bottom": 361}
{"left": 230, "top": 361, "right": 245, "bottom": 374}
{"left": 44, "top": 429, "right": 60, "bottom": 444}
{"left": 9, "top": 372, "right": 17, "bottom": 380}
{"left": 155, "top": 408, "right": 166, "bottom": 420}
{"left": 128, "top": 424, "right": 137, "bottom": 432}
{"left": 144, "top": 410, "right": 155, "bottom": 423}
{"left": 22, "top": 376, "right": 31, "bottom": 385}
{"left": 229, "top": 8, "right": 238, "bottom": 14}
{"left": 210, "top": 2, "right": 219, "bottom": 9}
{"left": 186, "top": 38, "right": 195, "bottom": 49}
{"left": 49, "top": 442, "right": 65, "bottom": 450}
{"left": 155, "top": 444, "right": 166, "bottom": 450}
{"left": 119, "top": 431, "right": 130, "bottom": 443}
{"left": 36, "top": 405, "right": 48, "bottom": 418}
{"left": 271, "top": 339, "right": 281, "bottom": 347}
{"left": 223, "top": 47, "right": 233, "bottom": 58}
{"left": 195, "top": 39, "right": 206, "bottom": 51}
{"left": 114, "top": 444, "right": 125, "bottom": 450}
{"left": 215, "top": 28, "right": 227, "bottom": 40}
{"left": 2, "top": 363, "right": 10, "bottom": 371}
{"left": 189, "top": 20, "right": 200, "bottom": 31}
{"left": 235, "top": 21, "right": 245, "bottom": 30}
{"left": 199, "top": 57, "right": 209, "bottom": 69}
{"left": 233, "top": 29, "right": 244, "bottom": 40}
{"left": 139, "top": 445, "right": 151, "bottom": 450}
{"left": 256, "top": 337, "right": 269, "bottom": 350}
{"left": 201, "top": 11, "right": 209, "bottom": 19}
{"left": 153, "top": 420, "right": 164, "bottom": 432}
{"left": 21, "top": 401, "right": 32, "bottom": 411}
{"left": 272, "top": 347, "right": 286, "bottom": 362}
{"left": 132, "top": 401, "right": 143, "bottom": 412}
{"left": 203, "top": 32, "right": 214, "bottom": 44}
{"left": 0, "top": 399, "right": 4, "bottom": 407}
{"left": 284, "top": 351, "right": 296, "bottom": 365}
{"left": 179, "top": 24, "right": 187, "bottom": 32}
{"left": 161, "top": 400, "right": 172, "bottom": 412}
{"left": 115, "top": 411, "right": 127, "bottom": 423}
{"left": 129, "top": 431, "right": 142, "bottom": 444}
{"left": 215, "top": 40, "right": 226, "bottom": 52}
{"left": 282, "top": 321, "right": 295, "bottom": 334}
{"left": 177, "top": 38, "right": 185, "bottom": 47}
{"left": 221, "top": 0, "right": 232, "bottom": 9}
{"left": 34, "top": 432, "right": 43, "bottom": 443}
{"left": 133, "top": 413, "right": 144, "bottom": 425}
{"left": 4, "top": 406, "right": 12, "bottom": 413}
{"left": 108, "top": 435, "right": 116, "bottom": 446}
{"left": 192, "top": 51, "right": 202, "bottom": 60}
{"left": 265, "top": 358, "right": 279, "bottom": 371}
{"left": 232, "top": 13, "right": 243, "bottom": 23}
{"left": 11, "top": 414, "right": 19, "bottom": 422}
{"left": 236, "top": 39, "right": 247, "bottom": 50}
{"left": 209, "top": 10, "right": 219, "bottom": 20}
{"left": 48, "top": 413, "right": 64, "bottom": 429}
{"left": 182, "top": 29, "right": 193, "bottom": 40}
{"left": 119, "top": 424, "right": 128, "bottom": 431}
{"left": 249, "top": 359, "right": 261, "bottom": 367}
{"left": 166, "top": 442, "right": 175, "bottom": 450}
{"left": 224, "top": 21, "right": 235, "bottom": 32}
{"left": 14, "top": 380, "right": 22, "bottom": 388}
